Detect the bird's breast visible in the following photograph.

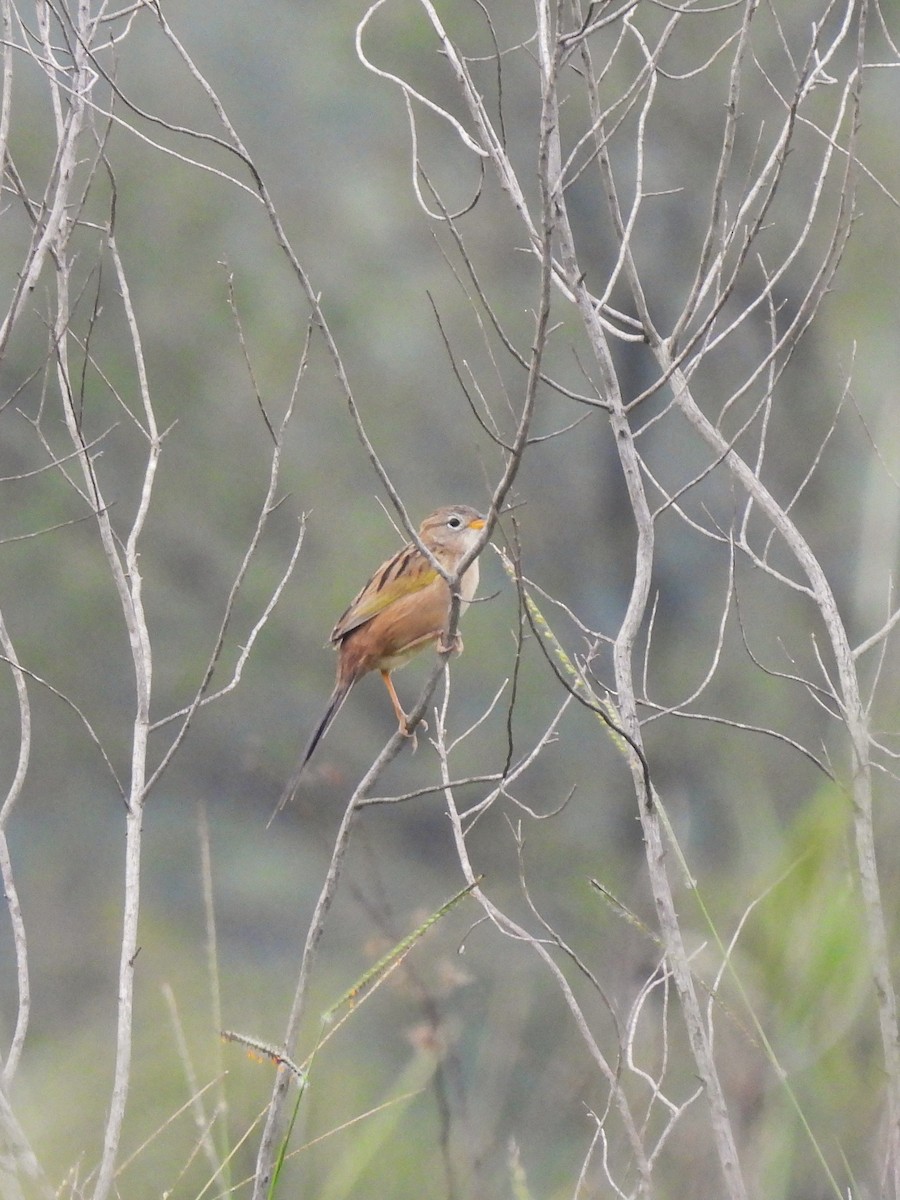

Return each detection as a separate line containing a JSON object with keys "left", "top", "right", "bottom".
{"left": 458, "top": 559, "right": 479, "bottom": 612}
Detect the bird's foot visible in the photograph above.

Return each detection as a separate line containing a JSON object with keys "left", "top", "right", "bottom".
{"left": 399, "top": 714, "right": 427, "bottom": 752}
{"left": 438, "top": 632, "right": 464, "bottom": 656}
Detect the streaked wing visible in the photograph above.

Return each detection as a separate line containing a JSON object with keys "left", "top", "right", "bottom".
{"left": 339, "top": 575, "right": 452, "bottom": 674}
{"left": 330, "top": 543, "right": 439, "bottom": 643}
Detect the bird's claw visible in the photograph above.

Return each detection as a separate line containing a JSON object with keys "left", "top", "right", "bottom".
{"left": 438, "top": 632, "right": 463, "bottom": 656}
{"left": 400, "top": 715, "right": 427, "bottom": 752}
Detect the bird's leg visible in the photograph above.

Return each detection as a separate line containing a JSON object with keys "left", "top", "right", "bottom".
{"left": 380, "top": 670, "right": 408, "bottom": 728}
{"left": 379, "top": 670, "right": 425, "bottom": 744}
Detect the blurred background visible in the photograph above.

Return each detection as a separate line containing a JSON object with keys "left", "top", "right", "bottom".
{"left": 1, "top": 1, "right": 899, "bottom": 1197}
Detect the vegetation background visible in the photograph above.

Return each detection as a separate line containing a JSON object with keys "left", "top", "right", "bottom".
{"left": 1, "top": 1, "right": 899, "bottom": 1198}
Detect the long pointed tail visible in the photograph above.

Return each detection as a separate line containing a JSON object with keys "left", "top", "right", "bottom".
{"left": 267, "top": 680, "right": 353, "bottom": 826}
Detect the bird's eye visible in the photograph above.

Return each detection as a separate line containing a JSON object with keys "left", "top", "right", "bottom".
{"left": 447, "top": 514, "right": 463, "bottom": 529}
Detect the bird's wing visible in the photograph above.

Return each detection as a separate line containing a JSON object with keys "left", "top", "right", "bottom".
{"left": 330, "top": 543, "right": 439, "bottom": 643}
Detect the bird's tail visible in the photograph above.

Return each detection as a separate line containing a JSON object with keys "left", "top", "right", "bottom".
{"left": 267, "top": 680, "right": 353, "bottom": 826}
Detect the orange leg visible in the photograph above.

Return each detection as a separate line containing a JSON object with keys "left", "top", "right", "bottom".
{"left": 380, "top": 670, "right": 411, "bottom": 733}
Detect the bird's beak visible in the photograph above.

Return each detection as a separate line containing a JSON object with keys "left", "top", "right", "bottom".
{"left": 470, "top": 516, "right": 486, "bottom": 530}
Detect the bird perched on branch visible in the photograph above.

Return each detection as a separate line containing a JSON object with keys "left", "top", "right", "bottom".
{"left": 272, "top": 505, "right": 487, "bottom": 819}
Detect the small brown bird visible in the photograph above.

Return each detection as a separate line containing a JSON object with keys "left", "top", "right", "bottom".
{"left": 273, "top": 505, "right": 487, "bottom": 816}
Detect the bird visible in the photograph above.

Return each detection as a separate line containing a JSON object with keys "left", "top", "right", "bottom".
{"left": 272, "top": 504, "right": 487, "bottom": 817}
